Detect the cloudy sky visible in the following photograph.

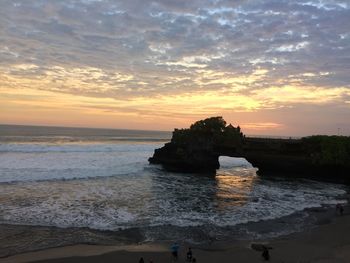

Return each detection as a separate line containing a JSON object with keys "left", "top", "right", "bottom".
{"left": 0, "top": 0, "right": 349, "bottom": 135}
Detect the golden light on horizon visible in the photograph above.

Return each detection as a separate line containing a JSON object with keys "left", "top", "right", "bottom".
{"left": 1, "top": 62, "right": 350, "bottom": 134}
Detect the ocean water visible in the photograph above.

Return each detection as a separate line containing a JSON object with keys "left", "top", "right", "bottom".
{"left": 0, "top": 125, "right": 347, "bottom": 241}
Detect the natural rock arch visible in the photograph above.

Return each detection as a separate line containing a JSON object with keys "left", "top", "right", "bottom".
{"left": 149, "top": 117, "right": 350, "bottom": 183}
{"left": 149, "top": 117, "right": 244, "bottom": 172}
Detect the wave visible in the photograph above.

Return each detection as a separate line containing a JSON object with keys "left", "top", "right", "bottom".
{"left": 0, "top": 138, "right": 347, "bottom": 240}
{"left": 0, "top": 172, "right": 346, "bottom": 232}
{"left": 0, "top": 136, "right": 170, "bottom": 144}
{"left": 0, "top": 142, "right": 162, "bottom": 183}
{"left": 0, "top": 142, "right": 162, "bottom": 153}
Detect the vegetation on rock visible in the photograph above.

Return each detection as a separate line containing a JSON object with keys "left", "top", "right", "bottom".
{"left": 171, "top": 116, "right": 244, "bottom": 149}
{"left": 302, "top": 136, "right": 350, "bottom": 166}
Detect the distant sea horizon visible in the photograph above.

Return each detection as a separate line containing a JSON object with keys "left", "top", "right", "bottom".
{"left": 0, "top": 123, "right": 301, "bottom": 139}
{"left": 0, "top": 123, "right": 171, "bottom": 134}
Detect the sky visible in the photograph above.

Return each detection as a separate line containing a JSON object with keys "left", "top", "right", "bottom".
{"left": 0, "top": 0, "right": 349, "bottom": 136}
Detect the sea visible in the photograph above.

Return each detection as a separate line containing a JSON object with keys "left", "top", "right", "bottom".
{"left": 0, "top": 124, "right": 348, "bottom": 244}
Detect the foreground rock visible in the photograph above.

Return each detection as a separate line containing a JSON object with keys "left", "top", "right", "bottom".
{"left": 149, "top": 117, "right": 350, "bottom": 183}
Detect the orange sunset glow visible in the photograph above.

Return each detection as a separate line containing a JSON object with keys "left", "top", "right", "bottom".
{"left": 1, "top": 1, "right": 349, "bottom": 135}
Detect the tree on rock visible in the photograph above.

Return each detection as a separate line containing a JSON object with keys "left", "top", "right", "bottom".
{"left": 190, "top": 116, "right": 226, "bottom": 133}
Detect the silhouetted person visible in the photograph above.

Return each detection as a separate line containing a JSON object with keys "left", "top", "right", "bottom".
{"left": 171, "top": 242, "right": 180, "bottom": 261}
{"left": 336, "top": 204, "right": 344, "bottom": 215}
{"left": 208, "top": 230, "right": 215, "bottom": 244}
{"left": 262, "top": 247, "right": 270, "bottom": 261}
{"left": 186, "top": 247, "right": 193, "bottom": 261}
{"left": 139, "top": 257, "right": 145, "bottom": 263}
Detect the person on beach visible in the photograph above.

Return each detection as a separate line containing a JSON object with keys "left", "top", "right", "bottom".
{"left": 208, "top": 230, "right": 215, "bottom": 244}
{"left": 336, "top": 203, "right": 340, "bottom": 213}
{"left": 186, "top": 247, "right": 193, "bottom": 261}
{"left": 336, "top": 204, "right": 344, "bottom": 215}
{"left": 262, "top": 247, "right": 270, "bottom": 261}
{"left": 171, "top": 242, "right": 180, "bottom": 261}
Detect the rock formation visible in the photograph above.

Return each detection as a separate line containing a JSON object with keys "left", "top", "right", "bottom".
{"left": 149, "top": 117, "right": 244, "bottom": 172}
{"left": 149, "top": 117, "right": 350, "bottom": 183}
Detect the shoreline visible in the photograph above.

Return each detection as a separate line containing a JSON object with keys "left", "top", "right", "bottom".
{"left": 1, "top": 199, "right": 349, "bottom": 263}
{"left": 1, "top": 211, "right": 349, "bottom": 263}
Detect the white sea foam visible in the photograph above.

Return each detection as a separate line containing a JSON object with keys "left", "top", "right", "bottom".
{"left": 0, "top": 141, "right": 347, "bottom": 235}
{"left": 0, "top": 143, "right": 161, "bottom": 182}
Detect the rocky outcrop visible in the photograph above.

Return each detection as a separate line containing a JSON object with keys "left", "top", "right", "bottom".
{"left": 148, "top": 117, "right": 244, "bottom": 173}
{"left": 149, "top": 117, "right": 350, "bottom": 183}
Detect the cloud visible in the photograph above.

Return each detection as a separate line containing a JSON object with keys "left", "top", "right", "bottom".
{"left": 0, "top": 0, "right": 349, "bottom": 133}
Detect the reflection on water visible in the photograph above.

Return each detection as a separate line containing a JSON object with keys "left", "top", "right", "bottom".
{"left": 0, "top": 167, "right": 258, "bottom": 229}
{"left": 215, "top": 168, "right": 258, "bottom": 209}
{"left": 0, "top": 165, "right": 346, "bottom": 233}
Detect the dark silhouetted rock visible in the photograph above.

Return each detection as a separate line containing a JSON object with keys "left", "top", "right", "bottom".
{"left": 149, "top": 117, "right": 350, "bottom": 183}
{"left": 148, "top": 117, "right": 243, "bottom": 173}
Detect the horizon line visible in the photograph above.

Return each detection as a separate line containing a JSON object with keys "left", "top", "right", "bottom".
{"left": 0, "top": 123, "right": 171, "bottom": 133}
{"left": 0, "top": 122, "right": 325, "bottom": 139}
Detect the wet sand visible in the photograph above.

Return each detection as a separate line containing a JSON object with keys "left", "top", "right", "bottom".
{"left": 1, "top": 210, "right": 349, "bottom": 263}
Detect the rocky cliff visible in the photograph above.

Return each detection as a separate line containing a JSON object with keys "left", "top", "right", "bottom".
{"left": 149, "top": 117, "right": 350, "bottom": 183}
{"left": 149, "top": 117, "right": 244, "bottom": 172}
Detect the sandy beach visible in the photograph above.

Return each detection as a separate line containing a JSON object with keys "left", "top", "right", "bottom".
{"left": 1, "top": 209, "right": 349, "bottom": 263}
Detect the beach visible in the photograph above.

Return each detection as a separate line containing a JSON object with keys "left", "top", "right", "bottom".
{"left": 0, "top": 206, "right": 348, "bottom": 263}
